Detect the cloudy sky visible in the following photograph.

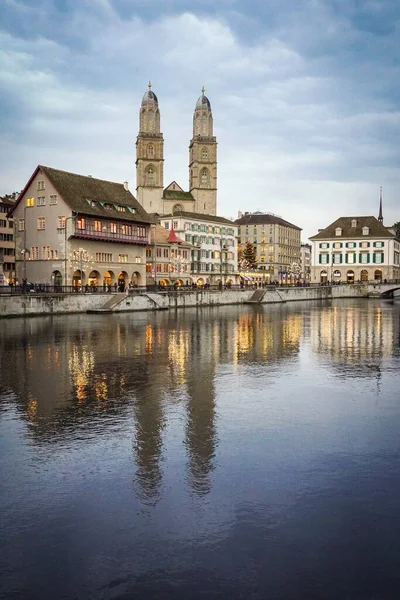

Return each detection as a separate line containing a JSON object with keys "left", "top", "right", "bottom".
{"left": 1, "top": 0, "right": 399, "bottom": 239}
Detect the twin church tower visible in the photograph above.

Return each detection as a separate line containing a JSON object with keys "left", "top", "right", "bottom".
{"left": 135, "top": 83, "right": 217, "bottom": 216}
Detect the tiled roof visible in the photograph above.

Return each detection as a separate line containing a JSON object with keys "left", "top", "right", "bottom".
{"left": 309, "top": 216, "right": 395, "bottom": 240}
{"left": 162, "top": 210, "right": 236, "bottom": 225}
{"left": 163, "top": 190, "right": 194, "bottom": 200}
{"left": 39, "top": 166, "right": 154, "bottom": 224}
{"left": 234, "top": 213, "right": 301, "bottom": 230}
{"left": 0, "top": 196, "right": 16, "bottom": 207}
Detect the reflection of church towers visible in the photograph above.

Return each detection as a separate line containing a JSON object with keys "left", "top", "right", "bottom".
{"left": 189, "top": 88, "right": 217, "bottom": 216}
{"left": 185, "top": 319, "right": 217, "bottom": 495}
{"left": 132, "top": 387, "right": 165, "bottom": 505}
{"left": 136, "top": 82, "right": 164, "bottom": 214}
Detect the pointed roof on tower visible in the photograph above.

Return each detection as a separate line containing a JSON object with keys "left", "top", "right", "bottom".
{"left": 166, "top": 221, "right": 182, "bottom": 244}
{"left": 378, "top": 186, "right": 383, "bottom": 224}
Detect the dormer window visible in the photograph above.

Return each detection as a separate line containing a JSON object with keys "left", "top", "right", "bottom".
{"left": 335, "top": 227, "right": 342, "bottom": 236}
{"left": 362, "top": 226, "right": 369, "bottom": 236}
{"left": 351, "top": 219, "right": 357, "bottom": 228}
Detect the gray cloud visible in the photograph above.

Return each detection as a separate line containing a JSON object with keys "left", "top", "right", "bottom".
{"left": 1, "top": 1, "right": 399, "bottom": 239}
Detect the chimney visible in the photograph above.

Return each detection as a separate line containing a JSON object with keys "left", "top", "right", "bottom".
{"left": 124, "top": 181, "right": 129, "bottom": 191}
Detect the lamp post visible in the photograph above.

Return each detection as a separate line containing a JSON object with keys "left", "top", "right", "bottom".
{"left": 22, "top": 202, "right": 33, "bottom": 289}
{"left": 64, "top": 214, "right": 76, "bottom": 288}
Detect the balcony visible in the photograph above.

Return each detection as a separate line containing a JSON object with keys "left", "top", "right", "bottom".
{"left": 73, "top": 228, "right": 148, "bottom": 245}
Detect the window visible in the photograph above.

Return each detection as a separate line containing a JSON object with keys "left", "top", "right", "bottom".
{"left": 18, "top": 219, "right": 25, "bottom": 231}
{"left": 121, "top": 224, "right": 132, "bottom": 236}
{"left": 374, "top": 253, "right": 384, "bottom": 264}
{"left": 77, "top": 217, "right": 85, "bottom": 230}
{"left": 351, "top": 219, "right": 357, "bottom": 228}
{"left": 346, "top": 242, "right": 356, "bottom": 248}
{"left": 360, "top": 252, "right": 369, "bottom": 264}
{"left": 95, "top": 252, "right": 113, "bottom": 262}
{"left": 333, "top": 242, "right": 342, "bottom": 249}
{"left": 202, "top": 147, "right": 208, "bottom": 160}
{"left": 362, "top": 226, "right": 369, "bottom": 236}
{"left": 146, "top": 166, "right": 156, "bottom": 186}
{"left": 147, "top": 144, "right": 154, "bottom": 157}
{"left": 333, "top": 253, "right": 342, "bottom": 264}
{"left": 37, "top": 217, "right": 46, "bottom": 230}
{"left": 94, "top": 220, "right": 102, "bottom": 232}
{"left": 335, "top": 228, "right": 342, "bottom": 236}
{"left": 374, "top": 241, "right": 384, "bottom": 248}
{"left": 110, "top": 222, "right": 117, "bottom": 234}
{"left": 360, "top": 241, "right": 370, "bottom": 248}
{"left": 200, "top": 168, "right": 209, "bottom": 185}
{"left": 164, "top": 222, "right": 170, "bottom": 229}
{"left": 37, "top": 181, "right": 45, "bottom": 191}
{"left": 57, "top": 216, "right": 66, "bottom": 229}
{"left": 43, "top": 246, "right": 51, "bottom": 260}
{"left": 119, "top": 254, "right": 128, "bottom": 263}
{"left": 319, "top": 254, "right": 329, "bottom": 264}
{"left": 346, "top": 253, "right": 355, "bottom": 264}
{"left": 37, "top": 196, "right": 46, "bottom": 206}
{"left": 26, "top": 197, "right": 35, "bottom": 207}
{"left": 116, "top": 205, "right": 126, "bottom": 212}
{"left": 31, "top": 246, "right": 39, "bottom": 260}
{"left": 135, "top": 257, "right": 141, "bottom": 263}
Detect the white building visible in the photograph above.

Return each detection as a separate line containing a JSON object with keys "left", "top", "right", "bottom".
{"left": 159, "top": 211, "right": 238, "bottom": 285}
{"left": 300, "top": 243, "right": 312, "bottom": 283}
{"left": 309, "top": 216, "right": 400, "bottom": 283}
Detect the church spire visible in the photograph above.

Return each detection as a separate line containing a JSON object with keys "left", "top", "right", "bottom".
{"left": 378, "top": 186, "right": 383, "bottom": 224}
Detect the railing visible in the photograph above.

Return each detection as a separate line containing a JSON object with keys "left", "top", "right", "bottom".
{"left": 1, "top": 280, "right": 399, "bottom": 296}
{"left": 74, "top": 229, "right": 148, "bottom": 245}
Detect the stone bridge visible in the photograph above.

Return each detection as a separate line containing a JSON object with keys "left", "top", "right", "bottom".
{"left": 366, "top": 282, "right": 400, "bottom": 298}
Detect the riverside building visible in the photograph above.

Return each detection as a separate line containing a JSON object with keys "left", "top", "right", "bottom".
{"left": 159, "top": 211, "right": 238, "bottom": 286}
{"left": 309, "top": 215, "right": 400, "bottom": 283}
{"left": 0, "top": 195, "right": 16, "bottom": 284}
{"left": 234, "top": 211, "right": 302, "bottom": 283}
{"left": 9, "top": 166, "right": 152, "bottom": 288}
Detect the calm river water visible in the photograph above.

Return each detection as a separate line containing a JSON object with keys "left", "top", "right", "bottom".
{"left": 1, "top": 299, "right": 400, "bottom": 600}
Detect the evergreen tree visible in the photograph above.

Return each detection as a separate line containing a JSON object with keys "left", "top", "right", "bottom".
{"left": 393, "top": 222, "right": 400, "bottom": 238}
{"left": 242, "top": 242, "right": 258, "bottom": 269}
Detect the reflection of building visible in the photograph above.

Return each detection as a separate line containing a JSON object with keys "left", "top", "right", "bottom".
{"left": 9, "top": 166, "right": 153, "bottom": 287}
{"left": 136, "top": 84, "right": 217, "bottom": 216}
{"left": 0, "top": 195, "right": 16, "bottom": 284}
{"left": 159, "top": 212, "right": 238, "bottom": 286}
{"left": 310, "top": 213, "right": 400, "bottom": 284}
{"left": 300, "top": 243, "right": 312, "bottom": 283}
{"left": 311, "top": 302, "right": 399, "bottom": 371}
{"left": 235, "top": 211, "right": 302, "bottom": 283}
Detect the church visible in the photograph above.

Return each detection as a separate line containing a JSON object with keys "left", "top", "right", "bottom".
{"left": 135, "top": 83, "right": 218, "bottom": 216}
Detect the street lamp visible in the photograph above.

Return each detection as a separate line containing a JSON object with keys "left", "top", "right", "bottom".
{"left": 64, "top": 214, "right": 76, "bottom": 288}
{"left": 22, "top": 200, "right": 34, "bottom": 288}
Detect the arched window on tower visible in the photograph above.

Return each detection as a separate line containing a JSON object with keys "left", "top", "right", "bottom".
{"left": 201, "top": 168, "right": 209, "bottom": 186}
{"left": 145, "top": 165, "right": 156, "bottom": 186}
{"left": 147, "top": 143, "right": 154, "bottom": 158}
{"left": 202, "top": 147, "right": 208, "bottom": 160}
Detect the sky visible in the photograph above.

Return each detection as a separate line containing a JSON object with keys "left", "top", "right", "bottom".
{"left": 1, "top": 0, "right": 399, "bottom": 240}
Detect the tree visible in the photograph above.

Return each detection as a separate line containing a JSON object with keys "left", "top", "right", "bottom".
{"left": 241, "top": 242, "right": 258, "bottom": 270}
{"left": 393, "top": 222, "right": 400, "bottom": 238}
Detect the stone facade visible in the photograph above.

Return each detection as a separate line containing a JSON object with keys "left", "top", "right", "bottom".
{"left": 136, "top": 86, "right": 217, "bottom": 217}
{"left": 310, "top": 216, "right": 400, "bottom": 283}
{"left": 300, "top": 243, "right": 312, "bottom": 283}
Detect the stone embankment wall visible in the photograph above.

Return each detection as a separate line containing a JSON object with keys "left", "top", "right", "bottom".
{"left": 0, "top": 285, "right": 371, "bottom": 318}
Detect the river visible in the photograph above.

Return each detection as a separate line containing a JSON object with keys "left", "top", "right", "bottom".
{"left": 1, "top": 299, "right": 400, "bottom": 600}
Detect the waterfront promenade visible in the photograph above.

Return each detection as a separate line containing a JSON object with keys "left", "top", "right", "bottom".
{"left": 1, "top": 281, "right": 399, "bottom": 318}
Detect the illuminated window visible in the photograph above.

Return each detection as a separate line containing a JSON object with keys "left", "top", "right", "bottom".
{"left": 57, "top": 216, "right": 66, "bottom": 229}
{"left": 26, "top": 197, "right": 35, "bottom": 207}
{"left": 77, "top": 217, "right": 85, "bottom": 230}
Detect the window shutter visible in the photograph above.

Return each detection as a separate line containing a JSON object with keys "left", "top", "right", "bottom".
{"left": 340, "top": 253, "right": 342, "bottom": 263}
{"left": 367, "top": 253, "right": 370, "bottom": 263}
{"left": 319, "top": 254, "right": 322, "bottom": 264}
{"left": 373, "top": 253, "right": 376, "bottom": 263}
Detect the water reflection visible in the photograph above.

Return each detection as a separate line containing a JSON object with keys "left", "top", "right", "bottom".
{"left": 0, "top": 301, "right": 399, "bottom": 503}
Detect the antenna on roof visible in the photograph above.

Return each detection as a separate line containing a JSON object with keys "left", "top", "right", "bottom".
{"left": 378, "top": 186, "right": 383, "bottom": 224}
